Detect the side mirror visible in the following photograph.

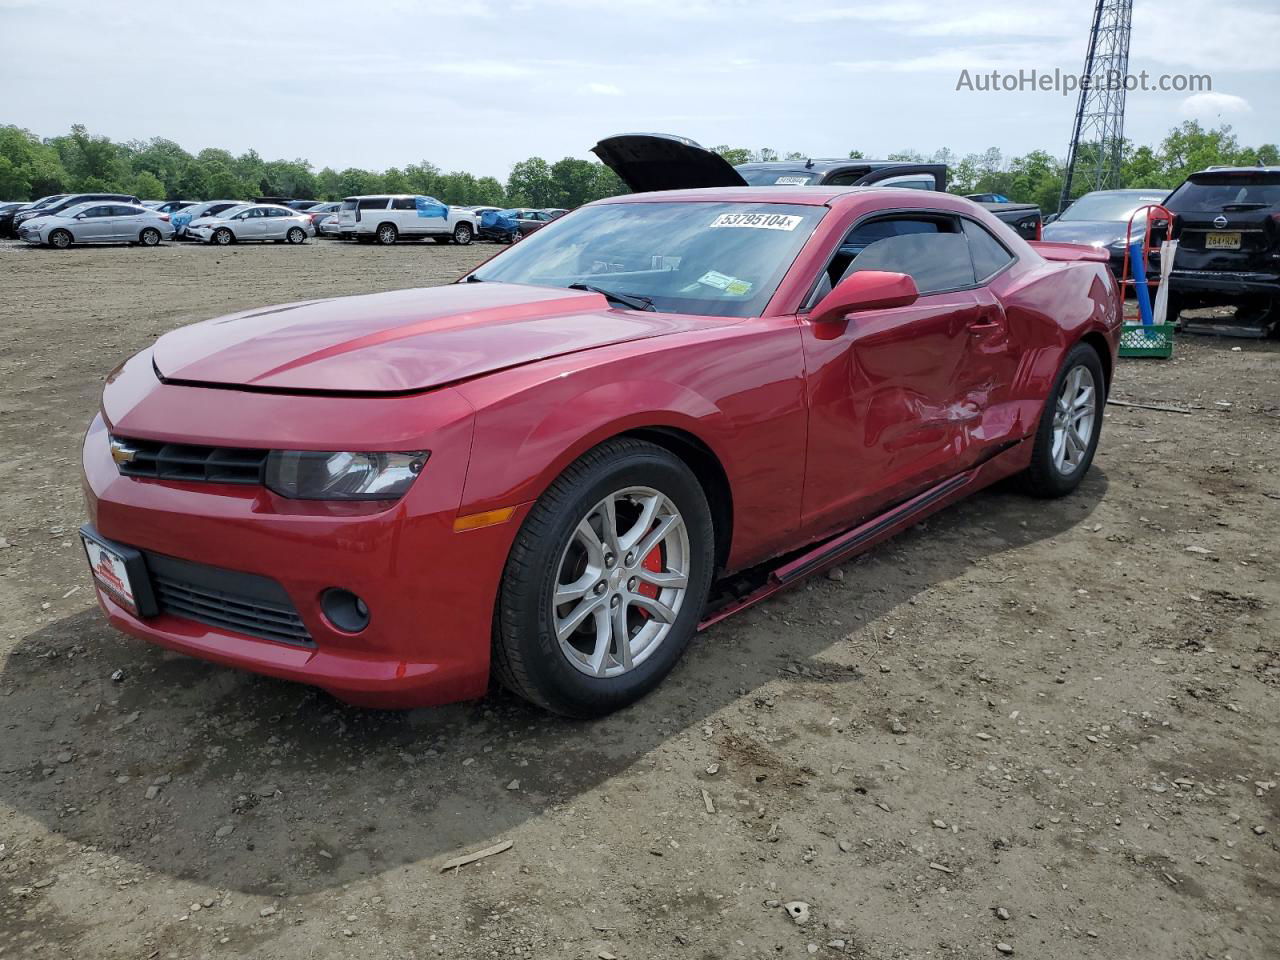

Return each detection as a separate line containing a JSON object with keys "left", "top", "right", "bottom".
{"left": 75, "top": 213, "right": 86, "bottom": 220}
{"left": 810, "top": 270, "right": 919, "bottom": 323}
{"left": 1043, "top": 213, "right": 1060, "bottom": 225}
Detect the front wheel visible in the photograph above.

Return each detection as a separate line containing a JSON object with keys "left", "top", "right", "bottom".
{"left": 286, "top": 227, "right": 306, "bottom": 244}
{"left": 1023, "top": 343, "right": 1105, "bottom": 498}
{"left": 453, "top": 223, "right": 473, "bottom": 245}
{"left": 493, "top": 439, "right": 715, "bottom": 717}
{"left": 48, "top": 229, "right": 73, "bottom": 249}
{"left": 212, "top": 227, "right": 234, "bottom": 245}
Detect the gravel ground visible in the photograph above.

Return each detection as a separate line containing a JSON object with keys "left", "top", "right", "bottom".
{"left": 0, "top": 237, "right": 1276, "bottom": 960}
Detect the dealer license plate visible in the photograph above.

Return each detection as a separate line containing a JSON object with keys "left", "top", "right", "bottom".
{"left": 1205, "top": 232, "right": 1241, "bottom": 250}
{"left": 81, "top": 532, "right": 137, "bottom": 611}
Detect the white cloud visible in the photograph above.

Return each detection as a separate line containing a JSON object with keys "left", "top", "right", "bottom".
{"left": 1180, "top": 92, "right": 1253, "bottom": 117}
{"left": 581, "top": 82, "right": 622, "bottom": 95}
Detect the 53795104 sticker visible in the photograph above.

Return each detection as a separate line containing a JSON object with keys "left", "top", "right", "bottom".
{"left": 709, "top": 213, "right": 803, "bottom": 231}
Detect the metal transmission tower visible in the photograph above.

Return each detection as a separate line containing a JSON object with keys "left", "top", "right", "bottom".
{"left": 1058, "top": 0, "right": 1133, "bottom": 212}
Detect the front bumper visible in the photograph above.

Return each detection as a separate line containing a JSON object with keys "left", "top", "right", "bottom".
{"left": 81, "top": 378, "right": 518, "bottom": 708}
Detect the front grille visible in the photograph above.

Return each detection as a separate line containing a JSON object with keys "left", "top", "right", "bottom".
{"left": 144, "top": 552, "right": 312, "bottom": 646}
{"left": 112, "top": 435, "right": 268, "bottom": 485}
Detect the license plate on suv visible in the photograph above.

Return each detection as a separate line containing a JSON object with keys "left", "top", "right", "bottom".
{"left": 1205, "top": 232, "right": 1241, "bottom": 250}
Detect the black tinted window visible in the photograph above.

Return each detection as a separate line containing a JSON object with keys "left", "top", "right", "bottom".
{"left": 844, "top": 233, "right": 975, "bottom": 294}
{"left": 963, "top": 219, "right": 1014, "bottom": 281}
{"left": 392, "top": 197, "right": 417, "bottom": 210}
{"left": 358, "top": 197, "right": 389, "bottom": 210}
{"left": 1167, "top": 175, "right": 1280, "bottom": 212}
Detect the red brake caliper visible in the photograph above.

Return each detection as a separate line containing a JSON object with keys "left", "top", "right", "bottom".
{"left": 634, "top": 545, "right": 663, "bottom": 617}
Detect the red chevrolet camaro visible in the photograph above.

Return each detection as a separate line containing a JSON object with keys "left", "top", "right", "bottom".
{"left": 81, "top": 184, "right": 1120, "bottom": 716}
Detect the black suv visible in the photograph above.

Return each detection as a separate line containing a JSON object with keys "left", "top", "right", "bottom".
{"left": 11, "top": 192, "right": 142, "bottom": 232}
{"left": 1161, "top": 166, "right": 1280, "bottom": 331}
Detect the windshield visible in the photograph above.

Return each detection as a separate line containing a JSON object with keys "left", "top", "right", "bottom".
{"left": 736, "top": 167, "right": 820, "bottom": 186}
{"left": 1060, "top": 192, "right": 1168, "bottom": 223}
{"left": 1167, "top": 174, "right": 1280, "bottom": 212}
{"left": 208, "top": 204, "right": 250, "bottom": 220}
{"left": 470, "top": 201, "right": 823, "bottom": 318}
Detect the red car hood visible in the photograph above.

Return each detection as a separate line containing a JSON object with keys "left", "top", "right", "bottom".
{"left": 152, "top": 283, "right": 723, "bottom": 394}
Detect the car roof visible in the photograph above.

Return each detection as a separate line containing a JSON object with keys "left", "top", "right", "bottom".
{"left": 596, "top": 185, "right": 974, "bottom": 209}
{"left": 735, "top": 159, "right": 932, "bottom": 173}
{"left": 1197, "top": 165, "right": 1280, "bottom": 174}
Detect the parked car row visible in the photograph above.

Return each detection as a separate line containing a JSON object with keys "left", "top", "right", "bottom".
{"left": 1039, "top": 167, "right": 1280, "bottom": 335}
{"left": 301, "top": 199, "right": 568, "bottom": 245}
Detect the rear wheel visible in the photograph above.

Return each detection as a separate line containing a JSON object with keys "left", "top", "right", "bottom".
{"left": 212, "top": 227, "right": 234, "bottom": 245}
{"left": 286, "top": 227, "right": 306, "bottom": 245}
{"left": 376, "top": 223, "right": 398, "bottom": 245}
{"left": 48, "top": 229, "right": 72, "bottom": 249}
{"left": 453, "top": 222, "right": 473, "bottom": 245}
{"left": 493, "top": 439, "right": 715, "bottom": 717}
{"left": 138, "top": 227, "right": 161, "bottom": 246}
{"left": 1023, "top": 343, "right": 1105, "bottom": 498}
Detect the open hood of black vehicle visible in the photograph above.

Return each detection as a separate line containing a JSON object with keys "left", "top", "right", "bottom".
{"left": 592, "top": 133, "right": 748, "bottom": 193}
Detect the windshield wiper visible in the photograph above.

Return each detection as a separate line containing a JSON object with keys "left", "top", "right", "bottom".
{"left": 1222, "top": 202, "right": 1267, "bottom": 211}
{"left": 568, "top": 282, "right": 655, "bottom": 311}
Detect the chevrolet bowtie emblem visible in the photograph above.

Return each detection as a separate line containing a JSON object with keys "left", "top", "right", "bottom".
{"left": 109, "top": 439, "right": 138, "bottom": 465}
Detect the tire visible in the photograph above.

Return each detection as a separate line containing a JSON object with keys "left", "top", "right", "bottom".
{"left": 375, "top": 223, "right": 398, "bottom": 245}
{"left": 139, "top": 228, "right": 161, "bottom": 246}
{"left": 286, "top": 227, "right": 306, "bottom": 245}
{"left": 49, "top": 229, "right": 72, "bottom": 249}
{"left": 1023, "top": 342, "right": 1106, "bottom": 498}
{"left": 1164, "top": 290, "right": 1185, "bottom": 325}
{"left": 212, "top": 227, "right": 234, "bottom": 246}
{"left": 453, "top": 222, "right": 473, "bottom": 245}
{"left": 493, "top": 438, "right": 715, "bottom": 718}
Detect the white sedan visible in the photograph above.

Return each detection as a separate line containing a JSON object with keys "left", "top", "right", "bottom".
{"left": 186, "top": 204, "right": 316, "bottom": 245}
{"left": 18, "top": 201, "right": 174, "bottom": 248}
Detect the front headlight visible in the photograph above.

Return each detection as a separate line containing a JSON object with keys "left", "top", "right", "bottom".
{"left": 265, "top": 450, "right": 429, "bottom": 501}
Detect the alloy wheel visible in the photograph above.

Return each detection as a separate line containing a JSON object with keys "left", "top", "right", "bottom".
{"left": 552, "top": 486, "right": 690, "bottom": 678}
{"left": 1051, "top": 365, "right": 1096, "bottom": 476}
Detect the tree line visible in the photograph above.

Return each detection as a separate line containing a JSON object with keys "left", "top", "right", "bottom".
{"left": 1, "top": 122, "right": 1275, "bottom": 210}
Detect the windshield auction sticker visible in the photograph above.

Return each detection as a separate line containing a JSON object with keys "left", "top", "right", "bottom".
{"left": 710, "top": 213, "right": 803, "bottom": 231}
{"left": 774, "top": 176, "right": 810, "bottom": 185}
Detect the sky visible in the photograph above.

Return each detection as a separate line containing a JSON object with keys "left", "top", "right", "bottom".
{"left": 1, "top": 0, "right": 1276, "bottom": 179}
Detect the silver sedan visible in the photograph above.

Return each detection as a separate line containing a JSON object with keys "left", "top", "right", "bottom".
{"left": 18, "top": 202, "right": 175, "bottom": 248}
{"left": 186, "top": 204, "right": 316, "bottom": 245}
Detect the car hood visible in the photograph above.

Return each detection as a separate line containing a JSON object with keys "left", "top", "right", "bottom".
{"left": 1042, "top": 220, "right": 1132, "bottom": 247}
{"left": 592, "top": 133, "right": 749, "bottom": 193}
{"left": 151, "top": 282, "right": 726, "bottom": 394}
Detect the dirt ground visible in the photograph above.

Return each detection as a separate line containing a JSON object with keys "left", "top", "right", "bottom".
{"left": 0, "top": 236, "right": 1276, "bottom": 960}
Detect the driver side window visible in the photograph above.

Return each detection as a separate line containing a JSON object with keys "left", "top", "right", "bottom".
{"left": 807, "top": 214, "right": 975, "bottom": 308}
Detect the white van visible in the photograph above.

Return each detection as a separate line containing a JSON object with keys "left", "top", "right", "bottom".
{"left": 337, "top": 195, "right": 478, "bottom": 245}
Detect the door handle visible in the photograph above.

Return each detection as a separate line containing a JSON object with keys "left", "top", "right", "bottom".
{"left": 968, "top": 312, "right": 1002, "bottom": 331}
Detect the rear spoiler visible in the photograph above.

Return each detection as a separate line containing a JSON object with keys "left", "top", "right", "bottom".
{"left": 1027, "top": 241, "right": 1109, "bottom": 263}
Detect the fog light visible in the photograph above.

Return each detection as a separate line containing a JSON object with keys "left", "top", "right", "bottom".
{"left": 321, "top": 588, "right": 370, "bottom": 633}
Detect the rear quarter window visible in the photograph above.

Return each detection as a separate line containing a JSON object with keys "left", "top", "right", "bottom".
{"left": 962, "top": 219, "right": 1015, "bottom": 281}
{"left": 358, "top": 198, "right": 389, "bottom": 211}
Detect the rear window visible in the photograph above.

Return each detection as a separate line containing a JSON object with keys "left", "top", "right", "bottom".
{"left": 1167, "top": 174, "right": 1280, "bottom": 213}
{"left": 737, "top": 168, "right": 820, "bottom": 186}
